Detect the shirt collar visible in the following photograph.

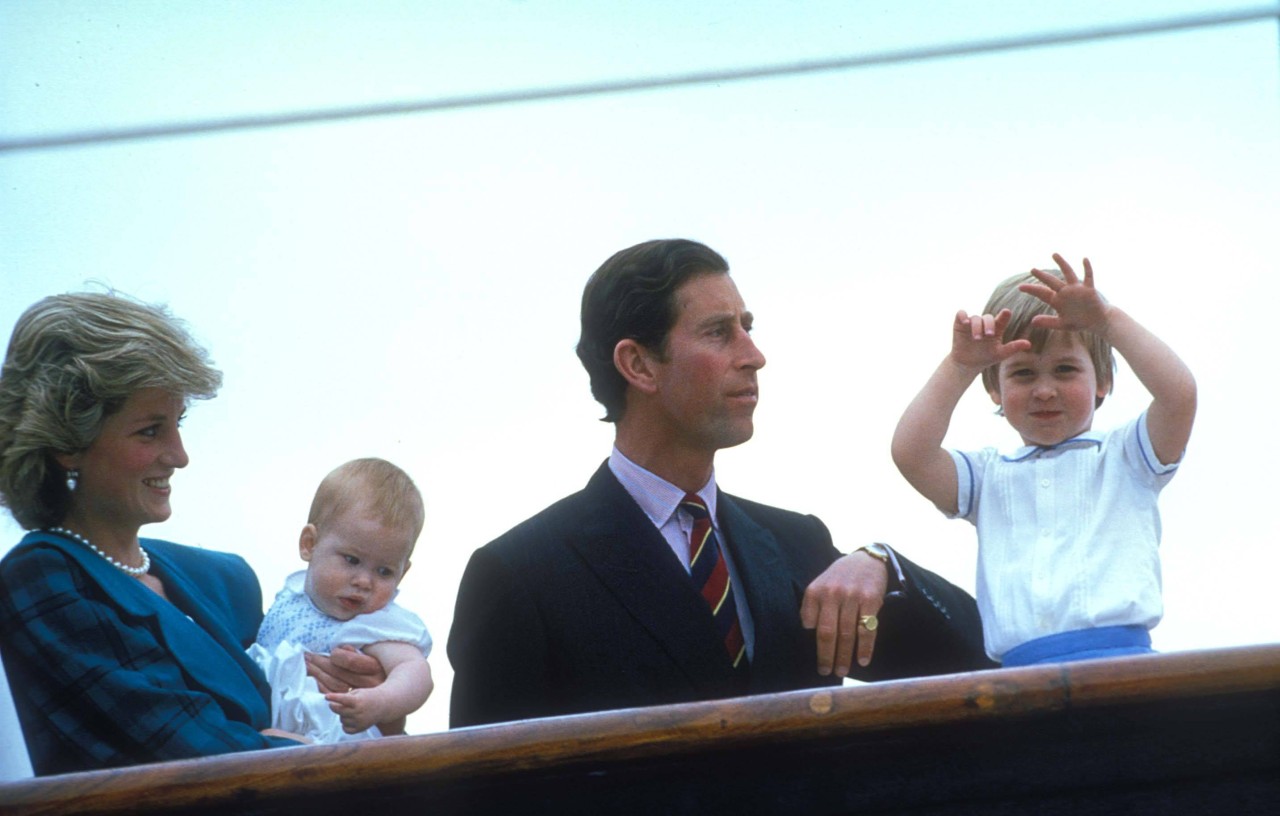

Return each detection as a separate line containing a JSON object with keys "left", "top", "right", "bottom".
{"left": 1002, "top": 430, "right": 1106, "bottom": 462}
{"left": 608, "top": 446, "right": 718, "bottom": 527}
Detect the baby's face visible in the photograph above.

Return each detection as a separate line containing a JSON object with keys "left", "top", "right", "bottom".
{"left": 300, "top": 509, "right": 413, "bottom": 621}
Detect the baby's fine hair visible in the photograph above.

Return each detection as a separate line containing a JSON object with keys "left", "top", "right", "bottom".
{"left": 979, "top": 269, "right": 1116, "bottom": 407}
{"left": 308, "top": 458, "right": 425, "bottom": 549}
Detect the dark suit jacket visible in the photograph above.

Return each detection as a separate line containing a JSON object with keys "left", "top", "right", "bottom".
{"left": 448, "top": 463, "right": 991, "bottom": 728}
{"left": 0, "top": 532, "right": 297, "bottom": 776}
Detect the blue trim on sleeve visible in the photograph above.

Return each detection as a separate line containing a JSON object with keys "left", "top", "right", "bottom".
{"left": 957, "top": 451, "right": 976, "bottom": 518}
{"left": 1134, "top": 410, "right": 1178, "bottom": 475}
{"left": 1134, "top": 419, "right": 1157, "bottom": 473}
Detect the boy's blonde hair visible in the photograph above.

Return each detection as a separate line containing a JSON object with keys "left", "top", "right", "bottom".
{"left": 979, "top": 270, "right": 1115, "bottom": 407}
{"left": 308, "top": 458, "right": 425, "bottom": 552}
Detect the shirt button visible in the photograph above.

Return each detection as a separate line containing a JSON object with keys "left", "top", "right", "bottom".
{"left": 1040, "top": 479, "right": 1051, "bottom": 488}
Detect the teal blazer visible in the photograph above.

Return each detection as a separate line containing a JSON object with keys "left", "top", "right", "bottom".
{"left": 0, "top": 531, "right": 296, "bottom": 775}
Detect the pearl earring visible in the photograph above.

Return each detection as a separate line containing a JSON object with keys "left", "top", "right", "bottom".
{"left": 66, "top": 469, "right": 79, "bottom": 492}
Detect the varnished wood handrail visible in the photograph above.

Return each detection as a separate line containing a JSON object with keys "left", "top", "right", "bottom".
{"left": 2, "top": 643, "right": 1278, "bottom": 815}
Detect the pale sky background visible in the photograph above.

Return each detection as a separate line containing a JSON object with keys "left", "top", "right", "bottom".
{"left": 2, "top": 2, "right": 1278, "bottom": 737}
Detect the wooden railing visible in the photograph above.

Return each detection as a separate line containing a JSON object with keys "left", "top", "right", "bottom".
{"left": 2, "top": 643, "right": 1278, "bottom": 815}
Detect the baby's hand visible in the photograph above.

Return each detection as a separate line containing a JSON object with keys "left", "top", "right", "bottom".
{"left": 324, "top": 688, "right": 385, "bottom": 735}
{"left": 1020, "top": 253, "right": 1111, "bottom": 334}
{"left": 949, "top": 308, "right": 1030, "bottom": 372}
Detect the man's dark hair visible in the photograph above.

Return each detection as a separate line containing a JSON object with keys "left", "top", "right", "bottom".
{"left": 576, "top": 239, "right": 730, "bottom": 422}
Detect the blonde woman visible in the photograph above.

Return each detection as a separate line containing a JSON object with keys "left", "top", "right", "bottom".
{"left": 0, "top": 292, "right": 311, "bottom": 774}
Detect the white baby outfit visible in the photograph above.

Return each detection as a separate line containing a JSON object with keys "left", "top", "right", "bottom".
{"left": 249, "top": 570, "right": 432, "bottom": 742}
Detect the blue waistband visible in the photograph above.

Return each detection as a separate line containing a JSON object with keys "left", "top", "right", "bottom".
{"left": 1001, "top": 625, "right": 1153, "bottom": 667}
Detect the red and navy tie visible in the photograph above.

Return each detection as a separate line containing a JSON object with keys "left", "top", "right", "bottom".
{"left": 682, "top": 493, "right": 747, "bottom": 670}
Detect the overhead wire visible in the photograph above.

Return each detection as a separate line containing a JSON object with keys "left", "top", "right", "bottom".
{"left": 1, "top": 5, "right": 1277, "bottom": 155}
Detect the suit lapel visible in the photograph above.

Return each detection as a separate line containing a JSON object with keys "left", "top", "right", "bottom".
{"left": 567, "top": 464, "right": 735, "bottom": 690}
{"left": 717, "top": 493, "right": 807, "bottom": 689}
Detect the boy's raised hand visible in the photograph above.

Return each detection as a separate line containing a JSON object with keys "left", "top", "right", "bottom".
{"left": 1020, "top": 253, "right": 1111, "bottom": 334}
{"left": 950, "top": 308, "right": 1030, "bottom": 372}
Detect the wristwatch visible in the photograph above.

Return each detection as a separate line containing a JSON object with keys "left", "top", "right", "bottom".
{"left": 858, "top": 543, "right": 891, "bottom": 564}
{"left": 859, "top": 542, "right": 904, "bottom": 596}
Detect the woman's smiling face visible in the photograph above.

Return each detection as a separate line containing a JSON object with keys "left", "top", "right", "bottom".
{"left": 59, "top": 387, "right": 190, "bottom": 536}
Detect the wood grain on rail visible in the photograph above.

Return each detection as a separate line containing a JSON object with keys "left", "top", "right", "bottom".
{"left": 3, "top": 643, "right": 1277, "bottom": 815}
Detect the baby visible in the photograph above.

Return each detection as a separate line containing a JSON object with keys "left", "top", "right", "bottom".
{"left": 250, "top": 458, "right": 433, "bottom": 741}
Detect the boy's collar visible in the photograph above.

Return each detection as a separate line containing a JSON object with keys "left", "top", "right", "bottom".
{"left": 1002, "top": 430, "right": 1105, "bottom": 462}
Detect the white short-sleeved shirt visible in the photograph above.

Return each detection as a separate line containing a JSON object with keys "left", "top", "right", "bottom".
{"left": 949, "top": 413, "right": 1178, "bottom": 660}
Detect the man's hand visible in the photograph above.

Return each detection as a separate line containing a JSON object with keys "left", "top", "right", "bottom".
{"left": 800, "top": 551, "right": 889, "bottom": 677}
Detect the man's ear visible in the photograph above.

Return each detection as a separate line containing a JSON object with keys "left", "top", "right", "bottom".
{"left": 613, "top": 339, "right": 660, "bottom": 394}
{"left": 299, "top": 524, "right": 318, "bottom": 561}
{"left": 988, "top": 388, "right": 1003, "bottom": 407}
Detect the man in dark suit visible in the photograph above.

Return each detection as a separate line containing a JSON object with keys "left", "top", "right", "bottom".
{"left": 448, "top": 239, "right": 991, "bottom": 728}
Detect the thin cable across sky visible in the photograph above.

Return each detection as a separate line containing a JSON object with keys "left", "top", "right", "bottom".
{"left": 1, "top": 5, "right": 1277, "bottom": 155}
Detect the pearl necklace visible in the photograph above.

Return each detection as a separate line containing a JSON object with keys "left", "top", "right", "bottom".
{"left": 49, "top": 527, "right": 150, "bottom": 577}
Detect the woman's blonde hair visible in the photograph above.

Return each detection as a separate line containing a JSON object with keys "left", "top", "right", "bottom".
{"left": 0, "top": 292, "right": 222, "bottom": 529}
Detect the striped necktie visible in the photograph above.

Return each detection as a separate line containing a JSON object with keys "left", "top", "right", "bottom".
{"left": 682, "top": 493, "right": 747, "bottom": 670}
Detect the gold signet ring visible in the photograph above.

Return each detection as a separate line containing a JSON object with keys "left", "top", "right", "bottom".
{"left": 858, "top": 614, "right": 878, "bottom": 631}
